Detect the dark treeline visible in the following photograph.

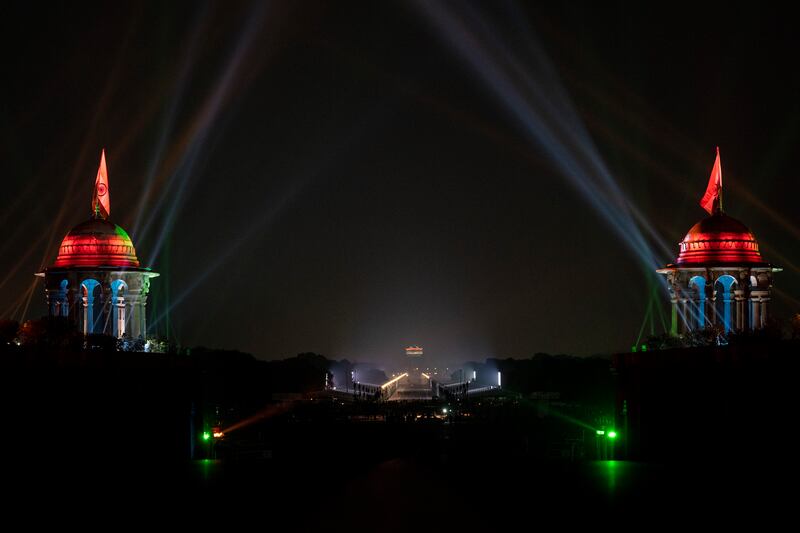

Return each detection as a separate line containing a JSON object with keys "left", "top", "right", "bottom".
{"left": 473, "top": 354, "right": 613, "bottom": 404}
{"left": 0, "top": 320, "right": 331, "bottom": 489}
{"left": 6, "top": 313, "right": 798, "bottom": 494}
{"left": 615, "top": 337, "right": 800, "bottom": 463}
{"left": 1, "top": 318, "right": 618, "bottom": 474}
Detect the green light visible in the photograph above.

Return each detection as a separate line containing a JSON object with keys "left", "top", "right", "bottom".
{"left": 202, "top": 432, "right": 211, "bottom": 441}
{"left": 596, "top": 430, "right": 605, "bottom": 436}
{"left": 631, "top": 345, "right": 637, "bottom": 353}
{"left": 114, "top": 225, "right": 132, "bottom": 239}
{"left": 607, "top": 431, "right": 617, "bottom": 439}
{"left": 641, "top": 344, "right": 648, "bottom": 352}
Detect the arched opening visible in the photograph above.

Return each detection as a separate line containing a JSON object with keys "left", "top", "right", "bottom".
{"left": 80, "top": 279, "right": 101, "bottom": 335}
{"left": 54, "top": 279, "right": 69, "bottom": 317}
{"left": 110, "top": 279, "right": 128, "bottom": 339}
{"left": 688, "top": 275, "right": 707, "bottom": 329}
{"left": 714, "top": 275, "right": 738, "bottom": 333}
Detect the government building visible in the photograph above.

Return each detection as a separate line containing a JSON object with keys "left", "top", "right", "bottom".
{"left": 35, "top": 151, "right": 159, "bottom": 339}
{"left": 657, "top": 150, "right": 781, "bottom": 334}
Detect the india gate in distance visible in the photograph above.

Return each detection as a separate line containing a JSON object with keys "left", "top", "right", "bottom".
{"left": 35, "top": 151, "right": 159, "bottom": 339}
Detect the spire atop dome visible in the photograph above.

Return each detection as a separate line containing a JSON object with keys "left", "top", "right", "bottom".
{"left": 92, "top": 149, "right": 110, "bottom": 219}
{"left": 36, "top": 148, "right": 158, "bottom": 341}
{"left": 658, "top": 151, "right": 780, "bottom": 337}
{"left": 700, "top": 147, "right": 723, "bottom": 214}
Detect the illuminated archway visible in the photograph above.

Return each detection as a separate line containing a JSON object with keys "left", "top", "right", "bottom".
{"left": 658, "top": 209, "right": 780, "bottom": 336}
{"left": 714, "top": 275, "right": 737, "bottom": 333}
{"left": 688, "top": 275, "right": 707, "bottom": 329}
{"left": 53, "top": 279, "right": 69, "bottom": 317}
{"left": 34, "top": 151, "right": 159, "bottom": 345}
{"left": 110, "top": 279, "right": 128, "bottom": 338}
{"left": 80, "top": 278, "right": 101, "bottom": 335}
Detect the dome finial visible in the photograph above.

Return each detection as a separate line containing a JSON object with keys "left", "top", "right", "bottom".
{"left": 92, "top": 149, "right": 110, "bottom": 219}
{"left": 700, "top": 146, "right": 723, "bottom": 215}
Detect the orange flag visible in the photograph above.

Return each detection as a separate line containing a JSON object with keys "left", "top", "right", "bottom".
{"left": 92, "top": 149, "right": 110, "bottom": 219}
{"left": 700, "top": 147, "right": 722, "bottom": 214}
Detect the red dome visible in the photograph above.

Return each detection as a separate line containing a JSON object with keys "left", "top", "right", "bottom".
{"left": 52, "top": 218, "right": 140, "bottom": 268}
{"left": 675, "top": 212, "right": 765, "bottom": 266}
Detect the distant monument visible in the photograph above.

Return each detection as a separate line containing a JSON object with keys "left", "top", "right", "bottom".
{"left": 405, "top": 345, "right": 423, "bottom": 361}
{"left": 35, "top": 150, "right": 159, "bottom": 339}
{"left": 657, "top": 148, "right": 781, "bottom": 334}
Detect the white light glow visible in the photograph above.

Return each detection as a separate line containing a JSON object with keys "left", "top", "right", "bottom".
{"left": 381, "top": 372, "right": 409, "bottom": 389}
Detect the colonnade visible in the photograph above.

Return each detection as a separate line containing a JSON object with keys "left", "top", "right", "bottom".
{"left": 665, "top": 268, "right": 774, "bottom": 335}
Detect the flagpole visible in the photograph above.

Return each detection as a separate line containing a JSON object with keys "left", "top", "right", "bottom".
{"left": 716, "top": 146, "right": 723, "bottom": 213}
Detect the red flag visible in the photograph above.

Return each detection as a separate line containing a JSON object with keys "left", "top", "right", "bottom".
{"left": 700, "top": 147, "right": 722, "bottom": 214}
{"left": 92, "top": 149, "right": 110, "bottom": 219}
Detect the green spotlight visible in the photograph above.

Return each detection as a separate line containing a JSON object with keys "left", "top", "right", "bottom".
{"left": 607, "top": 431, "right": 617, "bottom": 439}
{"left": 202, "top": 432, "right": 211, "bottom": 441}
{"left": 596, "top": 430, "right": 605, "bottom": 436}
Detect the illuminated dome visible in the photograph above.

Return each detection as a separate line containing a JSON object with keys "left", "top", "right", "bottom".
{"left": 675, "top": 212, "right": 765, "bottom": 266}
{"left": 52, "top": 218, "right": 140, "bottom": 268}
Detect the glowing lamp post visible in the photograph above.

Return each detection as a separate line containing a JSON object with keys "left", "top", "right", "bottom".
{"left": 595, "top": 428, "right": 619, "bottom": 459}
{"left": 201, "top": 430, "right": 225, "bottom": 459}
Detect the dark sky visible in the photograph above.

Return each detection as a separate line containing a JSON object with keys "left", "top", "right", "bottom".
{"left": 2, "top": 1, "right": 799, "bottom": 366}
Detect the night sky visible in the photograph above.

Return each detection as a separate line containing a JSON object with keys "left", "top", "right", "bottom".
{"left": 2, "top": 1, "right": 799, "bottom": 366}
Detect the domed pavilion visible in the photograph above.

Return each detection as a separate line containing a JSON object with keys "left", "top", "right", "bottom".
{"left": 657, "top": 150, "right": 781, "bottom": 335}
{"left": 35, "top": 151, "right": 159, "bottom": 339}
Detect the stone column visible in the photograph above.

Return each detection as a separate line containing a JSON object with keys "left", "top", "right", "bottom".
{"left": 750, "top": 290, "right": 769, "bottom": 330}
{"left": 670, "top": 296, "right": 679, "bottom": 336}
{"left": 141, "top": 297, "right": 148, "bottom": 338}
{"left": 45, "top": 283, "right": 67, "bottom": 317}
{"left": 750, "top": 295, "right": 761, "bottom": 330}
{"left": 69, "top": 287, "right": 81, "bottom": 324}
{"left": 127, "top": 293, "right": 143, "bottom": 339}
{"left": 680, "top": 298, "right": 691, "bottom": 333}
{"left": 708, "top": 294, "right": 716, "bottom": 326}
{"left": 114, "top": 296, "right": 126, "bottom": 339}
{"left": 696, "top": 294, "right": 706, "bottom": 329}
{"left": 139, "top": 275, "right": 151, "bottom": 339}
{"left": 82, "top": 294, "right": 91, "bottom": 335}
{"left": 734, "top": 290, "right": 745, "bottom": 331}
{"left": 722, "top": 292, "right": 732, "bottom": 333}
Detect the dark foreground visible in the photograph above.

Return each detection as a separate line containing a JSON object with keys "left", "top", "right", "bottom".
{"left": 5, "top": 342, "right": 800, "bottom": 525}
{"left": 17, "top": 453, "right": 797, "bottom": 527}
{"left": 10, "top": 397, "right": 798, "bottom": 528}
